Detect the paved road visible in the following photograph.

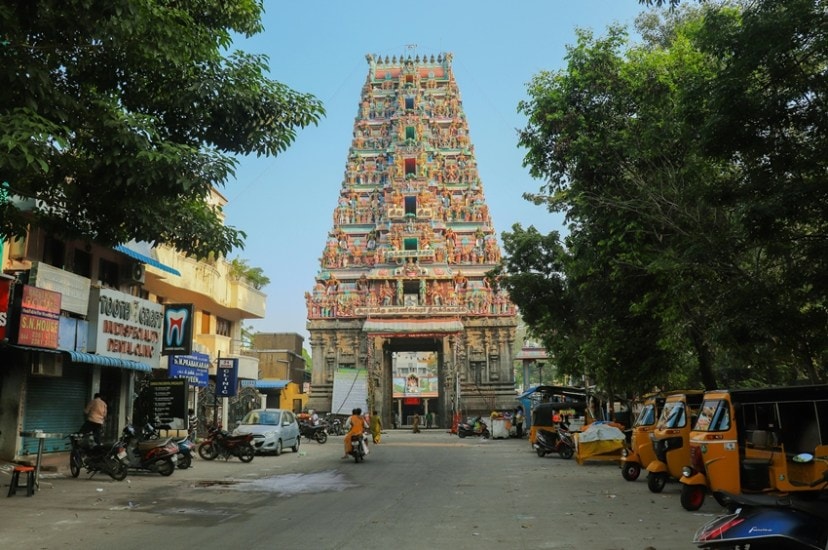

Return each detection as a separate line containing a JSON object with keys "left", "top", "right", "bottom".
{"left": 0, "top": 430, "right": 724, "bottom": 549}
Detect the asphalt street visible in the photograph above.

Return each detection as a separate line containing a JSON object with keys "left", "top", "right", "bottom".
{"left": 0, "top": 430, "right": 725, "bottom": 549}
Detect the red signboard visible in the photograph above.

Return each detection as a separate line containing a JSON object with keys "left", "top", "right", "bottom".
{"left": 0, "top": 278, "right": 11, "bottom": 342}
{"left": 17, "top": 285, "right": 61, "bottom": 349}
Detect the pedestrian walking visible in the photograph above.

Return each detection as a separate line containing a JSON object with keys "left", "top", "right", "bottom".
{"left": 370, "top": 410, "right": 382, "bottom": 444}
{"left": 412, "top": 413, "right": 421, "bottom": 433}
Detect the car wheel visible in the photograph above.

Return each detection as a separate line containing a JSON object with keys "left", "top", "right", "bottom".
{"left": 292, "top": 436, "right": 300, "bottom": 453}
{"left": 274, "top": 439, "right": 282, "bottom": 456}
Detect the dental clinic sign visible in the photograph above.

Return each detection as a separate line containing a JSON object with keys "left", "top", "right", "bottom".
{"left": 88, "top": 287, "right": 163, "bottom": 364}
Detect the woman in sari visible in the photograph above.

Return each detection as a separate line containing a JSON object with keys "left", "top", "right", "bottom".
{"left": 370, "top": 410, "right": 382, "bottom": 444}
{"left": 343, "top": 407, "right": 367, "bottom": 459}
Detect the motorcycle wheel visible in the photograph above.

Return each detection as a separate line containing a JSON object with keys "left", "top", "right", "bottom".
{"left": 177, "top": 454, "right": 192, "bottom": 470}
{"left": 680, "top": 484, "right": 706, "bottom": 511}
{"left": 198, "top": 442, "right": 218, "bottom": 460}
{"left": 108, "top": 459, "right": 128, "bottom": 481}
{"left": 238, "top": 443, "right": 255, "bottom": 463}
{"left": 458, "top": 431, "right": 467, "bottom": 438}
{"left": 483, "top": 429, "right": 491, "bottom": 439}
{"left": 315, "top": 431, "right": 328, "bottom": 444}
{"left": 536, "top": 447, "right": 546, "bottom": 458}
{"left": 559, "top": 445, "right": 574, "bottom": 460}
{"left": 647, "top": 472, "right": 667, "bottom": 493}
{"left": 621, "top": 461, "right": 641, "bottom": 481}
{"left": 157, "top": 458, "right": 175, "bottom": 476}
{"left": 70, "top": 450, "right": 82, "bottom": 478}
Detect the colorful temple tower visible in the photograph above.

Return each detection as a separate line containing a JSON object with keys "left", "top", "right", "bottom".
{"left": 306, "top": 53, "right": 518, "bottom": 428}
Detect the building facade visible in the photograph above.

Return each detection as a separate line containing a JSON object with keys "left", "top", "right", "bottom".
{"left": 306, "top": 53, "right": 518, "bottom": 428}
{"left": 0, "top": 190, "right": 266, "bottom": 461}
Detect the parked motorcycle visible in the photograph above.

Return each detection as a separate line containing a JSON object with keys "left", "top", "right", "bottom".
{"left": 325, "top": 414, "right": 344, "bottom": 436}
{"left": 68, "top": 433, "right": 129, "bottom": 481}
{"left": 694, "top": 454, "right": 828, "bottom": 549}
{"left": 119, "top": 424, "right": 178, "bottom": 476}
{"left": 533, "top": 426, "right": 575, "bottom": 459}
{"left": 197, "top": 425, "right": 255, "bottom": 462}
{"left": 299, "top": 421, "right": 328, "bottom": 444}
{"left": 144, "top": 423, "right": 195, "bottom": 470}
{"left": 348, "top": 433, "right": 368, "bottom": 463}
{"left": 457, "top": 417, "right": 490, "bottom": 439}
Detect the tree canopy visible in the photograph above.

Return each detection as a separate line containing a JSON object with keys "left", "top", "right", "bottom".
{"left": 498, "top": 0, "right": 828, "bottom": 394}
{"left": 0, "top": 0, "right": 324, "bottom": 258}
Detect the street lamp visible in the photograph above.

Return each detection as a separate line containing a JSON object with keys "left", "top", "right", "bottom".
{"left": 537, "top": 362, "right": 544, "bottom": 385}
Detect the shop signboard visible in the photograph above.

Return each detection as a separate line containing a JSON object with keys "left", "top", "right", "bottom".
{"left": 162, "top": 303, "right": 193, "bottom": 356}
{"left": 216, "top": 357, "right": 238, "bottom": 397}
{"left": 17, "top": 284, "right": 61, "bottom": 349}
{"left": 0, "top": 276, "right": 12, "bottom": 342}
{"left": 149, "top": 378, "right": 188, "bottom": 428}
{"left": 87, "top": 287, "right": 163, "bottom": 364}
{"left": 169, "top": 352, "right": 210, "bottom": 387}
{"left": 29, "top": 261, "right": 91, "bottom": 315}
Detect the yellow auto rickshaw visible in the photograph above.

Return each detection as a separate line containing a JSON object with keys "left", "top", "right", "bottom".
{"left": 644, "top": 390, "right": 704, "bottom": 493}
{"left": 620, "top": 392, "right": 664, "bottom": 481}
{"left": 679, "top": 384, "right": 828, "bottom": 511}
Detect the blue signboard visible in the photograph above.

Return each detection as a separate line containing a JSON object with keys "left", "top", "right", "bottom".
{"left": 169, "top": 352, "right": 210, "bottom": 387}
{"left": 216, "top": 357, "right": 238, "bottom": 397}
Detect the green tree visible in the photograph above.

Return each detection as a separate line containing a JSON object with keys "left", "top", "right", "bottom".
{"left": 504, "top": 2, "right": 827, "bottom": 392}
{"left": 0, "top": 0, "right": 324, "bottom": 258}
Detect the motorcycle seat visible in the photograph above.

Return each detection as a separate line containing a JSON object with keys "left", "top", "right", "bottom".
{"left": 138, "top": 438, "right": 173, "bottom": 451}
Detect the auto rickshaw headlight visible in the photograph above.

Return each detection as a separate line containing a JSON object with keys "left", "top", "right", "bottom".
{"left": 682, "top": 466, "right": 694, "bottom": 478}
{"left": 621, "top": 449, "right": 628, "bottom": 457}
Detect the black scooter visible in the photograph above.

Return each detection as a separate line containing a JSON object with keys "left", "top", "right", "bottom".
{"left": 457, "top": 417, "right": 490, "bottom": 439}
{"left": 694, "top": 454, "right": 828, "bottom": 549}
{"left": 534, "top": 425, "right": 575, "bottom": 459}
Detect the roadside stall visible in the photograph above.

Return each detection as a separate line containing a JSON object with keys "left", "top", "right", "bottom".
{"left": 574, "top": 421, "right": 627, "bottom": 465}
{"left": 489, "top": 410, "right": 513, "bottom": 439}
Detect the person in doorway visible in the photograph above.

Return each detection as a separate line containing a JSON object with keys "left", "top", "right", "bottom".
{"left": 514, "top": 406, "right": 525, "bottom": 438}
{"left": 370, "top": 410, "right": 383, "bottom": 444}
{"left": 343, "top": 408, "right": 367, "bottom": 459}
{"left": 412, "top": 412, "right": 421, "bottom": 433}
{"left": 81, "top": 393, "right": 107, "bottom": 444}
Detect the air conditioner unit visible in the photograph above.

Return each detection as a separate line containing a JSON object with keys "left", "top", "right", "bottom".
{"left": 124, "top": 261, "right": 145, "bottom": 284}
{"left": 31, "top": 354, "right": 63, "bottom": 377}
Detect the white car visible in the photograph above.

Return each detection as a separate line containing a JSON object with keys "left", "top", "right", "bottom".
{"left": 233, "top": 409, "right": 301, "bottom": 455}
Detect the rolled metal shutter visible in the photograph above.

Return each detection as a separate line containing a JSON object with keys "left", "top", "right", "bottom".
{"left": 22, "top": 366, "right": 89, "bottom": 455}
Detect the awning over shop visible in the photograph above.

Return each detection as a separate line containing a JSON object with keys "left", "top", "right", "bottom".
{"left": 63, "top": 350, "right": 153, "bottom": 372}
{"left": 362, "top": 318, "right": 464, "bottom": 334}
{"left": 115, "top": 243, "right": 181, "bottom": 276}
{"left": 241, "top": 379, "right": 290, "bottom": 390}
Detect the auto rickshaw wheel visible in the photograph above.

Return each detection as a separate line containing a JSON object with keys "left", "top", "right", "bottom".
{"left": 647, "top": 472, "right": 667, "bottom": 493}
{"left": 680, "top": 484, "right": 705, "bottom": 511}
{"left": 536, "top": 447, "right": 546, "bottom": 458}
{"left": 621, "top": 461, "right": 641, "bottom": 481}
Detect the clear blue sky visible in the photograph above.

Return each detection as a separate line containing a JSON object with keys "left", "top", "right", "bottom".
{"left": 222, "top": 1, "right": 648, "bottom": 342}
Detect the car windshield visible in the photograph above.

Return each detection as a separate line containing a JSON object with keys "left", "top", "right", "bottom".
{"left": 657, "top": 401, "right": 686, "bottom": 429}
{"left": 240, "top": 411, "right": 280, "bottom": 426}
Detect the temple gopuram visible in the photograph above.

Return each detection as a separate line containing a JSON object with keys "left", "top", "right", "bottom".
{"left": 306, "top": 53, "right": 518, "bottom": 429}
